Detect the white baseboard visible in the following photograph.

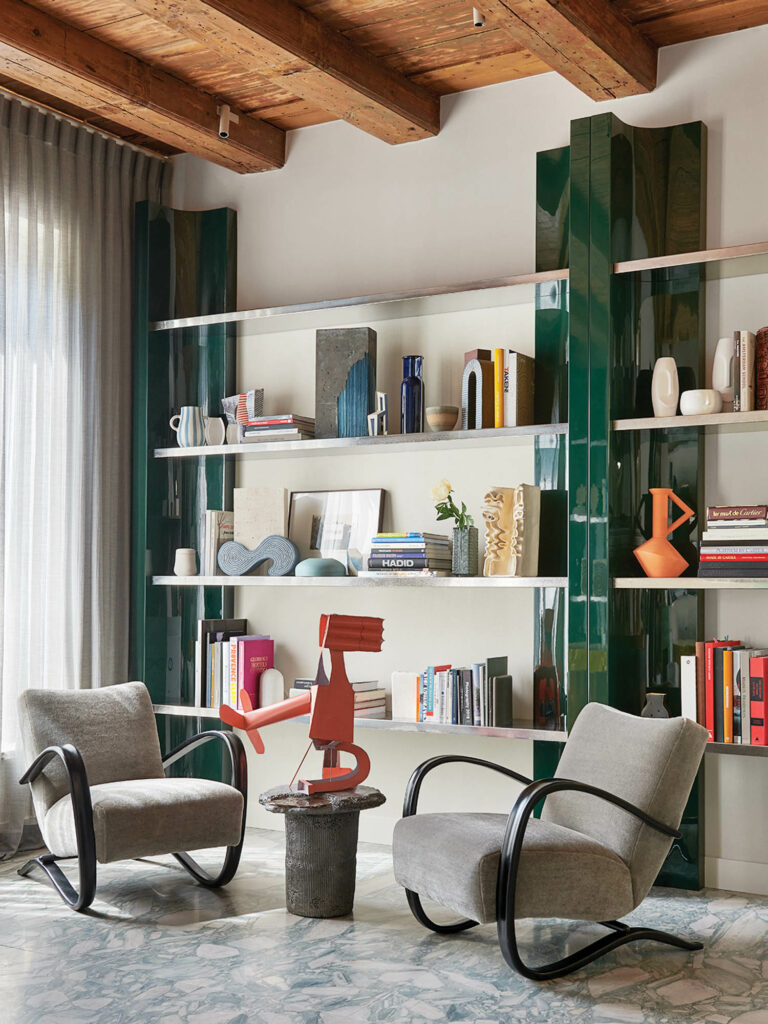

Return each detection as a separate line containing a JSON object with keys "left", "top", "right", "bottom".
{"left": 704, "top": 856, "right": 768, "bottom": 895}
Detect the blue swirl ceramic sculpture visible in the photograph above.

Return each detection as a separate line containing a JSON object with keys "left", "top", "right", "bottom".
{"left": 217, "top": 536, "right": 300, "bottom": 577}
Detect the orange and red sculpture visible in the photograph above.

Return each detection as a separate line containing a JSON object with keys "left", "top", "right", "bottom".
{"left": 219, "top": 614, "right": 384, "bottom": 794}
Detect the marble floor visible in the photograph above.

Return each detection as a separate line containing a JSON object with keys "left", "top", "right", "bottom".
{"left": 1, "top": 829, "right": 768, "bottom": 1024}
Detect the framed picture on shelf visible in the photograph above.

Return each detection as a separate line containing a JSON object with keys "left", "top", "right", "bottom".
{"left": 288, "top": 489, "right": 384, "bottom": 570}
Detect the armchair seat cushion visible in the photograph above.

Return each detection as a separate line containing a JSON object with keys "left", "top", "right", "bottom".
{"left": 43, "top": 777, "right": 244, "bottom": 863}
{"left": 393, "top": 812, "right": 634, "bottom": 925}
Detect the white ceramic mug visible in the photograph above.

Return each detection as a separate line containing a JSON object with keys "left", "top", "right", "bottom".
{"left": 712, "top": 337, "right": 735, "bottom": 403}
{"left": 173, "top": 548, "right": 197, "bottom": 576}
{"left": 651, "top": 357, "right": 679, "bottom": 417}
{"left": 169, "top": 406, "right": 206, "bottom": 447}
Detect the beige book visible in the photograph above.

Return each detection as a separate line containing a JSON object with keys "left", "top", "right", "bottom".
{"left": 233, "top": 487, "right": 288, "bottom": 553}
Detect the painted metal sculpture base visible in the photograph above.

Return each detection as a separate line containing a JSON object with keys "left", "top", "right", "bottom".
{"left": 220, "top": 614, "right": 384, "bottom": 794}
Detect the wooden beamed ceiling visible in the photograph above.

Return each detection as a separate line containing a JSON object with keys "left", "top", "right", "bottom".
{"left": 0, "top": 0, "right": 766, "bottom": 172}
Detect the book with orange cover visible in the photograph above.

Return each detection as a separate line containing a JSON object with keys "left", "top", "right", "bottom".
{"left": 705, "top": 640, "right": 734, "bottom": 741}
{"left": 723, "top": 649, "right": 734, "bottom": 743}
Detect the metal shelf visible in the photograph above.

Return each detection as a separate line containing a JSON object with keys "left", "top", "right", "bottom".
{"left": 706, "top": 741, "right": 768, "bottom": 758}
{"left": 613, "top": 410, "right": 768, "bottom": 433}
{"left": 149, "top": 268, "right": 569, "bottom": 332}
{"left": 154, "top": 422, "right": 568, "bottom": 460}
{"left": 614, "top": 577, "right": 768, "bottom": 590}
{"left": 153, "top": 575, "right": 568, "bottom": 589}
{"left": 613, "top": 240, "right": 768, "bottom": 276}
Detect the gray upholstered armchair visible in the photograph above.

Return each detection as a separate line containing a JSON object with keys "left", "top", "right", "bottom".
{"left": 17, "top": 681, "right": 247, "bottom": 912}
{"left": 393, "top": 702, "right": 708, "bottom": 979}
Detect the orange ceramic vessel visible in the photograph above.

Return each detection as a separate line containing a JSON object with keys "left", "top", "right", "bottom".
{"left": 634, "top": 487, "right": 695, "bottom": 578}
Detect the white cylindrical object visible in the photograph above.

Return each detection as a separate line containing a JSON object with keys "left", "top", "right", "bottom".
{"left": 259, "top": 668, "right": 285, "bottom": 706}
{"left": 173, "top": 548, "right": 197, "bottom": 576}
{"left": 651, "top": 357, "right": 679, "bottom": 417}
{"left": 680, "top": 388, "right": 723, "bottom": 416}
{"left": 712, "top": 336, "right": 736, "bottom": 402}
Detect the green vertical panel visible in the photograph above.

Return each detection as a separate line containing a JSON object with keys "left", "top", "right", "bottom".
{"left": 566, "top": 118, "right": 592, "bottom": 730}
{"left": 132, "top": 203, "right": 237, "bottom": 776}
{"left": 536, "top": 146, "right": 570, "bottom": 274}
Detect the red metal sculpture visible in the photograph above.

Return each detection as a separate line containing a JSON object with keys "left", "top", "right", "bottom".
{"left": 219, "top": 614, "right": 384, "bottom": 794}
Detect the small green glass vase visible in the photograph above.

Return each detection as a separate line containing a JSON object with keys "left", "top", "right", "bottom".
{"left": 452, "top": 526, "right": 478, "bottom": 577}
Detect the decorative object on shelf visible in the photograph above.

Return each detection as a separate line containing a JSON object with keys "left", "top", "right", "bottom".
{"left": 680, "top": 389, "right": 722, "bottom": 416}
{"left": 641, "top": 693, "right": 669, "bottom": 719}
{"left": 367, "top": 392, "right": 389, "bottom": 436}
{"left": 757, "top": 326, "right": 768, "bottom": 411}
{"left": 204, "top": 416, "right": 226, "bottom": 445}
{"left": 400, "top": 355, "right": 425, "bottom": 434}
{"left": 482, "top": 484, "right": 541, "bottom": 577}
{"left": 203, "top": 509, "right": 233, "bottom": 575}
{"left": 234, "top": 487, "right": 287, "bottom": 552}
{"left": 288, "top": 488, "right": 384, "bottom": 563}
{"left": 503, "top": 349, "right": 535, "bottom": 426}
{"left": 222, "top": 389, "right": 264, "bottom": 425}
{"left": 295, "top": 557, "right": 347, "bottom": 577}
{"left": 432, "top": 479, "right": 476, "bottom": 576}
{"left": 651, "top": 357, "right": 679, "bottom": 417}
{"left": 219, "top": 613, "right": 385, "bottom": 794}
{"left": 712, "top": 336, "right": 736, "bottom": 406}
{"left": 169, "top": 406, "right": 205, "bottom": 447}
{"left": 534, "top": 607, "right": 560, "bottom": 730}
{"left": 316, "top": 327, "right": 377, "bottom": 439}
{"left": 242, "top": 414, "right": 315, "bottom": 443}
{"left": 226, "top": 423, "right": 242, "bottom": 444}
{"left": 217, "top": 536, "right": 300, "bottom": 577}
{"left": 461, "top": 349, "right": 494, "bottom": 429}
{"left": 173, "top": 548, "right": 197, "bottom": 576}
{"left": 425, "top": 405, "right": 459, "bottom": 432}
{"left": 633, "top": 487, "right": 695, "bottom": 578}
{"left": 259, "top": 668, "right": 285, "bottom": 707}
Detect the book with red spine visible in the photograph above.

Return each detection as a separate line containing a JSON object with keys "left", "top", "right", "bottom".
{"left": 750, "top": 655, "right": 768, "bottom": 745}
{"left": 236, "top": 637, "right": 274, "bottom": 709}
{"left": 705, "top": 640, "right": 736, "bottom": 741}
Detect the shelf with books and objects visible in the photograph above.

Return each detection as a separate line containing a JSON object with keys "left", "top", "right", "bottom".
{"left": 152, "top": 574, "right": 568, "bottom": 588}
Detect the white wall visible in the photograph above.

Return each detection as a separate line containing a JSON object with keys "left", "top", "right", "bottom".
{"left": 174, "top": 26, "right": 768, "bottom": 891}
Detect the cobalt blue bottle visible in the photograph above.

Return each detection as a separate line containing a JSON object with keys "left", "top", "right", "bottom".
{"left": 400, "top": 355, "right": 424, "bottom": 434}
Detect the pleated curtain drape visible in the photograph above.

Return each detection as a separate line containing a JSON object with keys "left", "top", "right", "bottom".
{"left": 0, "top": 95, "right": 172, "bottom": 857}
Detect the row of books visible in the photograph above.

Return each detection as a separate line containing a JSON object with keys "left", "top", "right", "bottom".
{"left": 241, "top": 413, "right": 315, "bottom": 443}
{"left": 361, "top": 532, "right": 452, "bottom": 578}
{"left": 698, "top": 503, "right": 768, "bottom": 578}
{"left": 194, "top": 618, "right": 274, "bottom": 709}
{"left": 681, "top": 638, "right": 768, "bottom": 744}
{"left": 289, "top": 678, "right": 387, "bottom": 718}
{"left": 391, "top": 656, "right": 513, "bottom": 727}
{"left": 732, "top": 328, "right": 768, "bottom": 412}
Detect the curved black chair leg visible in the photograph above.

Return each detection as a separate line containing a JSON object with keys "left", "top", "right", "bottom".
{"left": 18, "top": 852, "right": 96, "bottom": 912}
{"left": 172, "top": 838, "right": 245, "bottom": 889}
{"left": 498, "top": 915, "right": 703, "bottom": 981}
{"left": 405, "top": 889, "right": 480, "bottom": 935}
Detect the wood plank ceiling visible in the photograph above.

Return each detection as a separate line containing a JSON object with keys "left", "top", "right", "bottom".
{"left": 0, "top": 0, "right": 766, "bottom": 172}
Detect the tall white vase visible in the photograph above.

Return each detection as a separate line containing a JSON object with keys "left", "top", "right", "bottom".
{"left": 712, "top": 336, "right": 736, "bottom": 404}
{"left": 651, "top": 357, "right": 679, "bottom": 417}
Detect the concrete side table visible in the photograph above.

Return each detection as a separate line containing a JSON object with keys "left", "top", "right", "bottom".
{"left": 259, "top": 785, "right": 386, "bottom": 918}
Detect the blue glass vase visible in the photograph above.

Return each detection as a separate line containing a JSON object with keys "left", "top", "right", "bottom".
{"left": 400, "top": 355, "right": 424, "bottom": 434}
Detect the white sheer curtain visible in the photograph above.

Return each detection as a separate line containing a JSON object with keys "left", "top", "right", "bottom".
{"left": 0, "top": 96, "right": 171, "bottom": 857}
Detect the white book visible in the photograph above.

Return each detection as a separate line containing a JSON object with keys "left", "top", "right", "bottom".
{"left": 681, "top": 655, "right": 697, "bottom": 721}
{"left": 471, "top": 664, "right": 482, "bottom": 727}
{"left": 740, "top": 330, "right": 756, "bottom": 412}
{"left": 391, "top": 672, "right": 420, "bottom": 722}
{"left": 194, "top": 639, "right": 202, "bottom": 708}
{"left": 702, "top": 528, "right": 768, "bottom": 541}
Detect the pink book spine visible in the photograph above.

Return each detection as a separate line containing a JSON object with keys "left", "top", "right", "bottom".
{"left": 238, "top": 638, "right": 274, "bottom": 709}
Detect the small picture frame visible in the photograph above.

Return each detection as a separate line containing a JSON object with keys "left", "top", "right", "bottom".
{"left": 288, "top": 489, "right": 385, "bottom": 565}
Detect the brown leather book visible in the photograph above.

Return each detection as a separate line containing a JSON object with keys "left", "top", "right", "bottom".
{"left": 756, "top": 326, "right": 768, "bottom": 411}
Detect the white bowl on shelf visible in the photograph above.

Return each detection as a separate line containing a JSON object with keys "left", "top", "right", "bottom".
{"left": 680, "top": 388, "right": 722, "bottom": 416}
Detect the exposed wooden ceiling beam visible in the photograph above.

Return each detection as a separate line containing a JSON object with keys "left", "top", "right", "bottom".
{"left": 129, "top": 0, "right": 440, "bottom": 144}
{"left": 482, "top": 0, "right": 658, "bottom": 99}
{"left": 0, "top": 0, "right": 285, "bottom": 172}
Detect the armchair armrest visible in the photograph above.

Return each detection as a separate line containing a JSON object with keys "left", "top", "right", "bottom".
{"left": 403, "top": 754, "right": 532, "bottom": 818}
{"left": 163, "top": 730, "right": 247, "bottom": 803}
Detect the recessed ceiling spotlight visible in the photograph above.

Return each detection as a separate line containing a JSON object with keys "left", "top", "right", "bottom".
{"left": 473, "top": 8, "right": 485, "bottom": 28}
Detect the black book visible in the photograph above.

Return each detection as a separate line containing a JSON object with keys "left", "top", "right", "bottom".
{"left": 699, "top": 565, "right": 768, "bottom": 577}
{"left": 460, "top": 668, "right": 473, "bottom": 725}
{"left": 367, "top": 556, "right": 452, "bottom": 569}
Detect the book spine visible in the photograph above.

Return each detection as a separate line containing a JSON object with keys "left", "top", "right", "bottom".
{"left": 743, "top": 331, "right": 756, "bottom": 412}
{"left": 367, "top": 557, "right": 450, "bottom": 569}
{"left": 695, "top": 641, "right": 706, "bottom": 726}
{"left": 740, "top": 652, "right": 751, "bottom": 744}
{"left": 713, "top": 647, "right": 726, "bottom": 742}
{"left": 723, "top": 649, "right": 734, "bottom": 743}
{"left": 707, "top": 505, "right": 768, "bottom": 520}
{"left": 733, "top": 651, "right": 742, "bottom": 743}
{"left": 700, "top": 546, "right": 768, "bottom": 554}
{"left": 681, "top": 655, "right": 697, "bottom": 721}
{"left": 734, "top": 331, "right": 741, "bottom": 411}
{"left": 700, "top": 553, "right": 768, "bottom": 562}
{"left": 229, "top": 639, "right": 239, "bottom": 708}
{"left": 493, "top": 348, "right": 504, "bottom": 428}
{"left": 503, "top": 351, "right": 512, "bottom": 428}
{"left": 756, "top": 326, "right": 768, "bottom": 411}
{"left": 471, "top": 664, "right": 482, "bottom": 726}
{"left": 705, "top": 642, "right": 715, "bottom": 740}
{"left": 426, "top": 666, "right": 435, "bottom": 720}
{"left": 751, "top": 657, "right": 768, "bottom": 745}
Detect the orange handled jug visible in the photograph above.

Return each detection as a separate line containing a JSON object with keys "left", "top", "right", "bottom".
{"left": 634, "top": 487, "right": 695, "bottom": 578}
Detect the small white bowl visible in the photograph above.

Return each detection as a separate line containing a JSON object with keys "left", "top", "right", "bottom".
{"left": 680, "top": 389, "right": 722, "bottom": 416}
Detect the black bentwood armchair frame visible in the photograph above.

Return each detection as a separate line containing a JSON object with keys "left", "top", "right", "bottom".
{"left": 401, "top": 754, "right": 701, "bottom": 981}
{"left": 18, "top": 730, "right": 247, "bottom": 912}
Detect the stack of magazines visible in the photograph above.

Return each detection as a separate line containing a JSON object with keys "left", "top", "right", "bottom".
{"left": 242, "top": 414, "right": 315, "bottom": 442}
{"left": 698, "top": 503, "right": 768, "bottom": 578}
{"left": 360, "top": 532, "right": 452, "bottom": 577}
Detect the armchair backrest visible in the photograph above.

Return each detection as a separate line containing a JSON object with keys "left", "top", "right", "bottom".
{"left": 18, "top": 681, "right": 164, "bottom": 816}
{"left": 541, "top": 702, "right": 707, "bottom": 905}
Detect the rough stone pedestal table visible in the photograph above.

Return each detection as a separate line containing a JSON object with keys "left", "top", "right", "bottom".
{"left": 259, "top": 785, "right": 386, "bottom": 918}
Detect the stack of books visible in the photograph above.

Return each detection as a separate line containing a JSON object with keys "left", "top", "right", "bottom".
{"left": 698, "top": 503, "right": 768, "bottom": 578}
{"left": 361, "top": 532, "right": 453, "bottom": 577}
{"left": 242, "top": 414, "right": 315, "bottom": 442}
{"left": 681, "top": 639, "right": 768, "bottom": 746}
{"left": 194, "top": 619, "right": 274, "bottom": 710}
{"left": 289, "top": 679, "right": 387, "bottom": 718}
{"left": 391, "top": 656, "right": 513, "bottom": 727}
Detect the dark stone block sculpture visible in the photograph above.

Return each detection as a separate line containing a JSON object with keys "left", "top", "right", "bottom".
{"left": 316, "top": 328, "right": 377, "bottom": 439}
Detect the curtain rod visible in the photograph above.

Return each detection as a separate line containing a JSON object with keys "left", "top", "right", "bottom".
{"left": 0, "top": 85, "right": 171, "bottom": 163}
